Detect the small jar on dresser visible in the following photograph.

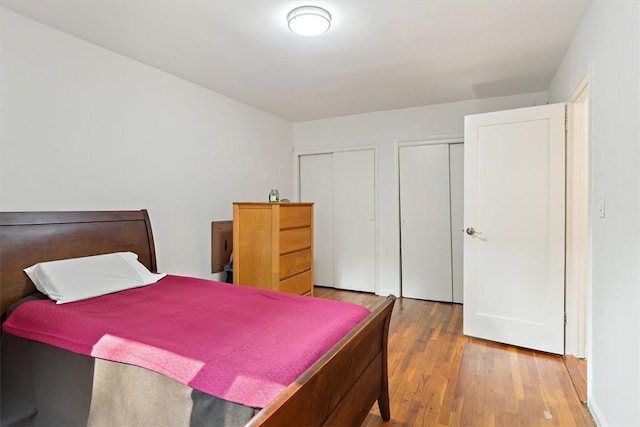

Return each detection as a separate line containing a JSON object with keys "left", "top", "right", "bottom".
{"left": 232, "top": 202, "right": 314, "bottom": 296}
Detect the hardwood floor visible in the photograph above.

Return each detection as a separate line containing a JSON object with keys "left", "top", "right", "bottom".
{"left": 315, "top": 287, "right": 595, "bottom": 427}
{"left": 564, "top": 356, "right": 588, "bottom": 404}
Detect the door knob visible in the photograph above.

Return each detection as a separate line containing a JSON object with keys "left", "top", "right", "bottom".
{"left": 466, "top": 227, "right": 482, "bottom": 236}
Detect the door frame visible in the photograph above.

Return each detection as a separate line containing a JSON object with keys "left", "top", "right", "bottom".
{"left": 394, "top": 135, "right": 464, "bottom": 298}
{"left": 294, "top": 145, "right": 380, "bottom": 295}
{"left": 565, "top": 75, "right": 592, "bottom": 360}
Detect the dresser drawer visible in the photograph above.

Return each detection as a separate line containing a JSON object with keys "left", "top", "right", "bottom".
{"left": 279, "top": 270, "right": 312, "bottom": 295}
{"left": 279, "top": 249, "right": 312, "bottom": 279}
{"left": 279, "top": 227, "right": 312, "bottom": 254}
{"left": 279, "top": 205, "right": 312, "bottom": 229}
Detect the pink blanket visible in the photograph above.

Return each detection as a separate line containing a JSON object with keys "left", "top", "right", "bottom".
{"left": 2, "top": 275, "right": 370, "bottom": 408}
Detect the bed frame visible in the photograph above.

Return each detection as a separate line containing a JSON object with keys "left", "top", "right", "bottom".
{"left": 0, "top": 209, "right": 395, "bottom": 426}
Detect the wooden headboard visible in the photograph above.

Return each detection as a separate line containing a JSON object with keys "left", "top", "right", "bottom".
{"left": 0, "top": 210, "right": 157, "bottom": 314}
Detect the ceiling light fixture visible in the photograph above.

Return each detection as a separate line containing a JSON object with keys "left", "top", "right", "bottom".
{"left": 287, "top": 6, "right": 331, "bottom": 37}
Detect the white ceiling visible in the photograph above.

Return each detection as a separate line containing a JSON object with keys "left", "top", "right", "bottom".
{"left": 1, "top": 0, "right": 591, "bottom": 122}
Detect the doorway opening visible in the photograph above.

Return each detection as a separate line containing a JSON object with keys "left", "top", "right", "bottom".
{"left": 564, "top": 76, "right": 590, "bottom": 403}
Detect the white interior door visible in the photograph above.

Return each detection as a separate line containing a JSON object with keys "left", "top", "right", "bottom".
{"left": 399, "top": 144, "right": 452, "bottom": 302}
{"left": 449, "top": 143, "right": 464, "bottom": 304}
{"left": 333, "top": 150, "right": 376, "bottom": 292}
{"left": 299, "top": 154, "right": 334, "bottom": 287}
{"left": 463, "top": 103, "right": 565, "bottom": 354}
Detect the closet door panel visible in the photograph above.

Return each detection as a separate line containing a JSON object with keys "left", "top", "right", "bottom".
{"left": 333, "top": 150, "right": 376, "bottom": 292}
{"left": 450, "top": 143, "right": 464, "bottom": 303}
{"left": 400, "top": 144, "right": 453, "bottom": 302}
{"left": 299, "top": 154, "right": 334, "bottom": 287}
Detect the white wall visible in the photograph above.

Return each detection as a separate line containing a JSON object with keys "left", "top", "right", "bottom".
{"left": 548, "top": 2, "right": 639, "bottom": 426}
{"left": 0, "top": 8, "right": 293, "bottom": 279}
{"left": 293, "top": 91, "right": 548, "bottom": 296}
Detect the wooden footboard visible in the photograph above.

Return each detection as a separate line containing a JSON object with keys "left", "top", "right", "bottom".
{"left": 247, "top": 295, "right": 396, "bottom": 427}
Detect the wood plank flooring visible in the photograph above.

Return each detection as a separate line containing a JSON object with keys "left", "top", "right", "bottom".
{"left": 564, "top": 356, "right": 588, "bottom": 404}
{"left": 315, "top": 287, "right": 595, "bottom": 427}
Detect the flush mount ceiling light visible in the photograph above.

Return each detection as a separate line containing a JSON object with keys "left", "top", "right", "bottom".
{"left": 287, "top": 6, "right": 331, "bottom": 36}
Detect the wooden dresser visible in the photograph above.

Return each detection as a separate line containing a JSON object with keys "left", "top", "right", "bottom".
{"left": 232, "top": 202, "right": 314, "bottom": 296}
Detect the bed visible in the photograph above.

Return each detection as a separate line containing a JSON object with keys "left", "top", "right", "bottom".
{"left": 0, "top": 209, "right": 395, "bottom": 427}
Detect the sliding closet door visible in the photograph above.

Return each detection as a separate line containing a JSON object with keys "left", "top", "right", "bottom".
{"left": 333, "top": 150, "right": 376, "bottom": 292}
{"left": 399, "top": 144, "right": 453, "bottom": 302}
{"left": 299, "top": 154, "right": 334, "bottom": 287}
{"left": 449, "top": 143, "right": 464, "bottom": 303}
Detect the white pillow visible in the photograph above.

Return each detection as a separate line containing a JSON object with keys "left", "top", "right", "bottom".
{"left": 24, "top": 252, "right": 167, "bottom": 304}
